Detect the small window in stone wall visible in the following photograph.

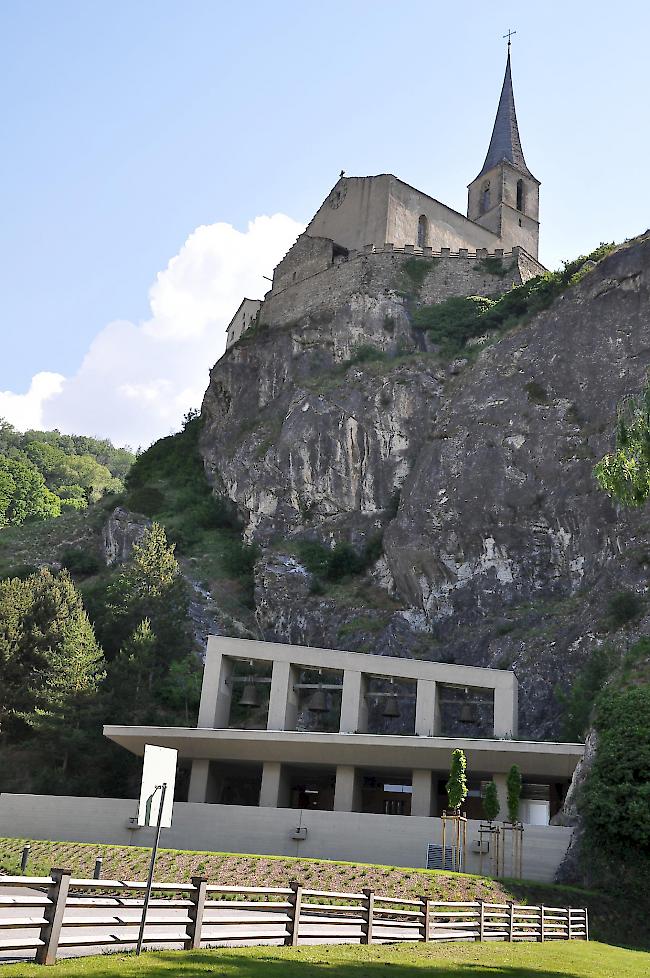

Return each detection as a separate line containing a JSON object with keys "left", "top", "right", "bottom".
{"left": 417, "top": 214, "right": 429, "bottom": 248}
{"left": 481, "top": 181, "right": 490, "bottom": 214}
{"left": 516, "top": 179, "right": 525, "bottom": 213}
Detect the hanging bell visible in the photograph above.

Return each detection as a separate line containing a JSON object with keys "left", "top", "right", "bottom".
{"left": 307, "top": 687, "right": 328, "bottom": 713}
{"left": 382, "top": 696, "right": 401, "bottom": 719}
{"left": 239, "top": 682, "right": 261, "bottom": 708}
{"left": 460, "top": 702, "right": 477, "bottom": 724}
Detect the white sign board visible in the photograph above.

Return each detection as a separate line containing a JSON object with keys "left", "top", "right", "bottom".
{"left": 137, "top": 745, "right": 177, "bottom": 828}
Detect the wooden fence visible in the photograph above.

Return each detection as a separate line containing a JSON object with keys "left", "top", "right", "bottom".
{"left": 0, "top": 870, "right": 588, "bottom": 965}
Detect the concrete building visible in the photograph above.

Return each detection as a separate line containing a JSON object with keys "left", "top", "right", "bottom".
{"left": 0, "top": 637, "right": 582, "bottom": 882}
{"left": 99, "top": 637, "right": 583, "bottom": 880}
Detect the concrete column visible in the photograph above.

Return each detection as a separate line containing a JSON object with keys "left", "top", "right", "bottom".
{"left": 188, "top": 759, "right": 210, "bottom": 803}
{"left": 197, "top": 650, "right": 233, "bottom": 728}
{"left": 411, "top": 770, "right": 433, "bottom": 817}
{"left": 334, "top": 765, "right": 361, "bottom": 812}
{"left": 494, "top": 685, "right": 518, "bottom": 737}
{"left": 415, "top": 680, "right": 440, "bottom": 736}
{"left": 259, "top": 761, "right": 290, "bottom": 808}
{"left": 339, "top": 671, "right": 368, "bottom": 733}
{"left": 494, "top": 773, "right": 508, "bottom": 819}
{"left": 267, "top": 661, "right": 299, "bottom": 730}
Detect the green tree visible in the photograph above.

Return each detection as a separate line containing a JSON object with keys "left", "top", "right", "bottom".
{"left": 0, "top": 455, "right": 61, "bottom": 526}
{"left": 108, "top": 618, "right": 157, "bottom": 724}
{"left": 446, "top": 748, "right": 468, "bottom": 812}
{"left": 0, "top": 569, "right": 104, "bottom": 746}
{"left": 506, "top": 764, "right": 522, "bottom": 824}
{"left": 594, "top": 380, "right": 650, "bottom": 506}
{"left": 482, "top": 781, "right": 500, "bottom": 822}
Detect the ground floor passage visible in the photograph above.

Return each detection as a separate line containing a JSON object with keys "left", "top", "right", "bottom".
{"left": 189, "top": 759, "right": 567, "bottom": 825}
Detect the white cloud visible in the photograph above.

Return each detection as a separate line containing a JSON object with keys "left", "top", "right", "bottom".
{"left": 0, "top": 372, "right": 65, "bottom": 431}
{"left": 0, "top": 213, "right": 302, "bottom": 448}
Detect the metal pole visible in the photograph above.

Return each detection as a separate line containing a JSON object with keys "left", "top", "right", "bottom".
{"left": 136, "top": 782, "right": 166, "bottom": 956}
{"left": 20, "top": 844, "right": 31, "bottom": 874}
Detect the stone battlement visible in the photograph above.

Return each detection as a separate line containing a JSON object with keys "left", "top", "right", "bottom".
{"left": 344, "top": 243, "right": 528, "bottom": 262}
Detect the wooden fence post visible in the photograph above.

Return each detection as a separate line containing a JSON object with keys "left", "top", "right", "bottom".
{"left": 584, "top": 907, "right": 589, "bottom": 942}
{"left": 507, "top": 901, "right": 514, "bottom": 942}
{"left": 35, "top": 868, "right": 72, "bottom": 966}
{"left": 477, "top": 899, "right": 484, "bottom": 942}
{"left": 539, "top": 905, "right": 545, "bottom": 942}
{"left": 420, "top": 896, "right": 430, "bottom": 942}
{"left": 286, "top": 880, "right": 303, "bottom": 946}
{"left": 362, "top": 888, "right": 374, "bottom": 945}
{"left": 567, "top": 907, "right": 572, "bottom": 941}
{"left": 184, "top": 876, "right": 208, "bottom": 950}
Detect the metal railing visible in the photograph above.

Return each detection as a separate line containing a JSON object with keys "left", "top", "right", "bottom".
{"left": 0, "top": 870, "right": 588, "bottom": 965}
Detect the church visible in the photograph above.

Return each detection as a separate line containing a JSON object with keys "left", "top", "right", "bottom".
{"left": 227, "top": 49, "right": 541, "bottom": 349}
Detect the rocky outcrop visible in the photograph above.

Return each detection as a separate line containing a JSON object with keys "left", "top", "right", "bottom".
{"left": 199, "top": 234, "right": 650, "bottom": 739}
{"left": 102, "top": 507, "right": 151, "bottom": 566}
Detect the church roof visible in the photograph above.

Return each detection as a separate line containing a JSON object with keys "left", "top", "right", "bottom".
{"left": 476, "top": 50, "right": 535, "bottom": 181}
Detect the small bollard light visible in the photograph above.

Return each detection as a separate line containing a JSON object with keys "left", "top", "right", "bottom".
{"left": 20, "top": 844, "right": 31, "bottom": 874}
{"left": 93, "top": 857, "right": 103, "bottom": 880}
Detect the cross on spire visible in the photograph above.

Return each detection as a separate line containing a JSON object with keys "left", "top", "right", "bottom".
{"left": 503, "top": 28, "right": 517, "bottom": 49}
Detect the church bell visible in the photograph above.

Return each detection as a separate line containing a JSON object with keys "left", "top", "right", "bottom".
{"left": 307, "top": 688, "right": 328, "bottom": 713}
{"left": 382, "top": 696, "right": 400, "bottom": 719}
{"left": 239, "top": 682, "right": 261, "bottom": 708}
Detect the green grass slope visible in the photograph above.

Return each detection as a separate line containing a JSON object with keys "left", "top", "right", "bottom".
{"left": 2, "top": 941, "right": 648, "bottom": 978}
{"left": 0, "top": 839, "right": 637, "bottom": 950}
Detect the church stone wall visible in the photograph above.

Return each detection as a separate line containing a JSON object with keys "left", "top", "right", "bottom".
{"left": 258, "top": 247, "right": 541, "bottom": 330}
{"left": 386, "top": 177, "right": 499, "bottom": 252}
{"left": 306, "top": 175, "right": 392, "bottom": 252}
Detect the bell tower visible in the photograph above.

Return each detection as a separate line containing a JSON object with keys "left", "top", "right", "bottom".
{"left": 467, "top": 46, "right": 540, "bottom": 258}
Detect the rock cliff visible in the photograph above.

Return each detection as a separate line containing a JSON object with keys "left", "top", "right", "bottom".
{"left": 200, "top": 235, "right": 650, "bottom": 738}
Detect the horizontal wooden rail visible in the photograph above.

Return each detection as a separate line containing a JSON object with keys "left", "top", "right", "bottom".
{"left": 0, "top": 873, "right": 588, "bottom": 965}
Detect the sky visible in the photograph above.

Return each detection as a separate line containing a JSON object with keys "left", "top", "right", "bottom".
{"left": 1, "top": 0, "right": 649, "bottom": 448}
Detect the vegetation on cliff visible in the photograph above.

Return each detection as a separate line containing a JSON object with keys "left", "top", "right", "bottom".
{"left": 595, "top": 378, "right": 650, "bottom": 506}
{"left": 0, "top": 420, "right": 133, "bottom": 527}
{"left": 413, "top": 242, "right": 616, "bottom": 356}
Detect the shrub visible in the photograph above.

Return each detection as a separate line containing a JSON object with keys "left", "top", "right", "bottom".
{"left": 126, "top": 486, "right": 165, "bottom": 517}
{"left": 606, "top": 590, "right": 643, "bottom": 629}
{"left": 482, "top": 781, "right": 500, "bottom": 822}
{"left": 402, "top": 257, "right": 436, "bottom": 290}
{"left": 506, "top": 765, "right": 522, "bottom": 824}
{"left": 349, "top": 344, "right": 386, "bottom": 366}
{"left": 524, "top": 380, "right": 549, "bottom": 405}
{"left": 60, "top": 548, "right": 101, "bottom": 577}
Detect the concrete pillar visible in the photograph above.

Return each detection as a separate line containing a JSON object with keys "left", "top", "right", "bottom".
{"left": 259, "top": 761, "right": 290, "bottom": 808}
{"left": 411, "top": 770, "right": 433, "bottom": 817}
{"left": 188, "top": 760, "right": 223, "bottom": 803}
{"left": 415, "top": 680, "right": 440, "bottom": 736}
{"left": 494, "top": 773, "right": 508, "bottom": 819}
{"left": 494, "top": 685, "right": 518, "bottom": 737}
{"left": 334, "top": 765, "right": 361, "bottom": 812}
{"left": 339, "top": 671, "right": 368, "bottom": 733}
{"left": 188, "top": 759, "right": 210, "bottom": 803}
{"left": 267, "top": 661, "right": 299, "bottom": 730}
{"left": 197, "top": 650, "right": 233, "bottom": 728}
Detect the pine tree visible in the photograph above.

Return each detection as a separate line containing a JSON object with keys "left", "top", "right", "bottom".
{"left": 446, "top": 749, "right": 468, "bottom": 812}
{"left": 105, "top": 522, "right": 189, "bottom": 661}
{"left": 108, "top": 618, "right": 157, "bottom": 724}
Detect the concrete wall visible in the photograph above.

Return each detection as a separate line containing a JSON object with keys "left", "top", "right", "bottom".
{"left": 0, "top": 792, "right": 573, "bottom": 883}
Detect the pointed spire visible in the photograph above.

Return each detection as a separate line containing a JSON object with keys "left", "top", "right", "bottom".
{"left": 476, "top": 49, "right": 533, "bottom": 179}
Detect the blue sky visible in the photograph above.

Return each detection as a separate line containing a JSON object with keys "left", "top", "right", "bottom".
{"left": 1, "top": 1, "right": 648, "bottom": 445}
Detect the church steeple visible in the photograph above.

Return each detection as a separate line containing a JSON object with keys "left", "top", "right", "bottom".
{"left": 476, "top": 49, "right": 534, "bottom": 181}
{"left": 467, "top": 47, "right": 541, "bottom": 259}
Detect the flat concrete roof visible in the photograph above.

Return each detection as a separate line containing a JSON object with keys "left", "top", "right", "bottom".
{"left": 104, "top": 725, "right": 584, "bottom": 781}
{"left": 207, "top": 636, "right": 517, "bottom": 692}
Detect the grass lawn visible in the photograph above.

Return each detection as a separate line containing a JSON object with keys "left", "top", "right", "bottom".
{"left": 1, "top": 941, "right": 648, "bottom": 978}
